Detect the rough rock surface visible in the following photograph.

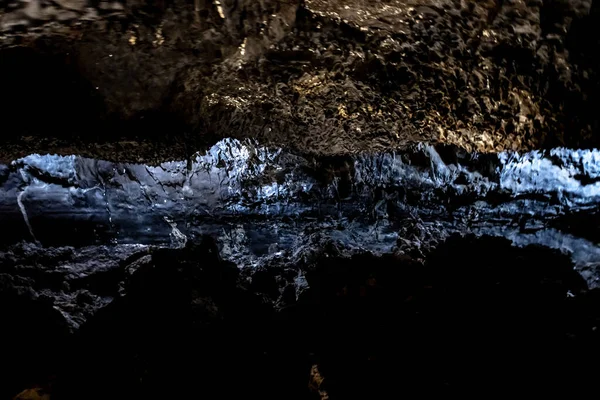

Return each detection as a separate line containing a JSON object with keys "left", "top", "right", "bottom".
{"left": 3, "top": 139, "right": 600, "bottom": 286}
{"left": 1, "top": 0, "right": 600, "bottom": 162}
{"left": 3, "top": 1, "right": 600, "bottom": 398}
{"left": 0, "top": 243, "right": 149, "bottom": 330}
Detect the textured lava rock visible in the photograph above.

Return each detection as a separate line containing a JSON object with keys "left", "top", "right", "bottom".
{"left": 4, "top": 139, "right": 600, "bottom": 287}
{"left": 1, "top": 0, "right": 600, "bottom": 162}
{"left": 3, "top": 1, "right": 600, "bottom": 398}
{"left": 0, "top": 242, "right": 149, "bottom": 331}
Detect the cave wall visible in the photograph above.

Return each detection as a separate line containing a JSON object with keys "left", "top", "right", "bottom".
{"left": 3, "top": 2, "right": 600, "bottom": 398}
{"left": 2, "top": 139, "right": 600, "bottom": 290}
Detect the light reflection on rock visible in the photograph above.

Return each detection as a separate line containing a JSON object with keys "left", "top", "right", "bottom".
{"left": 2, "top": 138, "right": 600, "bottom": 286}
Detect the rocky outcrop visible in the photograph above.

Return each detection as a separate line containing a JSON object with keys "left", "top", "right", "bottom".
{"left": 0, "top": 243, "right": 149, "bottom": 330}
{"left": 1, "top": 0, "right": 600, "bottom": 162}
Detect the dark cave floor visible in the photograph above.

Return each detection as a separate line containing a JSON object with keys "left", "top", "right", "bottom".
{"left": 3, "top": 234, "right": 600, "bottom": 399}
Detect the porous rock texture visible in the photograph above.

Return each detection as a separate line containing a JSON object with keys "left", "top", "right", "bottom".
{"left": 1, "top": 0, "right": 600, "bottom": 163}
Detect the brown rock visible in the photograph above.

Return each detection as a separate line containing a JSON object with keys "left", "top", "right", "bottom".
{"left": 12, "top": 388, "right": 50, "bottom": 400}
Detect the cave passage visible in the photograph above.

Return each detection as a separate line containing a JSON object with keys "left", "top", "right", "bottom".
{"left": 3, "top": 138, "right": 600, "bottom": 288}
{"left": 5, "top": 0, "right": 600, "bottom": 398}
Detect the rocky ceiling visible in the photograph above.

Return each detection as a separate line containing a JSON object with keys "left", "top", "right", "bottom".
{"left": 1, "top": 0, "right": 599, "bottom": 163}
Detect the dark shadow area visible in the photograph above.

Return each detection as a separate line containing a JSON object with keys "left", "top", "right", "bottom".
{"left": 0, "top": 44, "right": 190, "bottom": 163}
{"left": 3, "top": 234, "right": 600, "bottom": 399}
{"left": 0, "top": 46, "right": 104, "bottom": 140}
{"left": 0, "top": 273, "right": 71, "bottom": 399}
